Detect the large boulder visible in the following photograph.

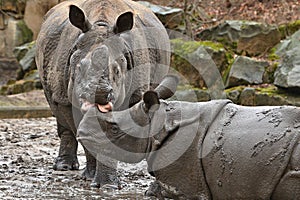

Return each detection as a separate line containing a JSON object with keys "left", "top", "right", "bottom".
{"left": 236, "top": 25, "right": 281, "bottom": 56}
{"left": 137, "top": 1, "right": 182, "bottom": 30}
{"left": 24, "top": 0, "right": 66, "bottom": 39}
{"left": 0, "top": 0, "right": 32, "bottom": 59}
{"left": 197, "top": 20, "right": 281, "bottom": 56}
{"left": 0, "top": 18, "right": 33, "bottom": 58}
{"left": 279, "top": 20, "right": 300, "bottom": 39}
{"left": 170, "top": 88, "right": 210, "bottom": 102}
{"left": 226, "top": 56, "right": 269, "bottom": 88}
{"left": 274, "top": 30, "right": 300, "bottom": 92}
{"left": 276, "top": 29, "right": 300, "bottom": 57}
{"left": 1, "top": 0, "right": 26, "bottom": 15}
{"left": 274, "top": 50, "right": 300, "bottom": 91}
{"left": 14, "top": 41, "right": 37, "bottom": 79}
{"left": 0, "top": 69, "right": 42, "bottom": 95}
{"left": 0, "top": 0, "right": 63, "bottom": 59}
{"left": 0, "top": 41, "right": 41, "bottom": 95}
{"left": 225, "top": 85, "right": 300, "bottom": 107}
{"left": 0, "top": 60, "right": 20, "bottom": 86}
{"left": 171, "top": 39, "right": 230, "bottom": 89}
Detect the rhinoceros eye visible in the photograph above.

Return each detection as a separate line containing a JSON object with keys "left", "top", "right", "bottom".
{"left": 109, "top": 123, "right": 119, "bottom": 134}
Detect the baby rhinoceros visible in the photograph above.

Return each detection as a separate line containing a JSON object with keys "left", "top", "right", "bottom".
{"left": 78, "top": 75, "right": 300, "bottom": 199}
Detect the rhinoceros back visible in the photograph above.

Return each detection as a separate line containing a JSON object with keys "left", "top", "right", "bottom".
{"left": 202, "top": 104, "right": 300, "bottom": 199}
{"left": 36, "top": 0, "right": 170, "bottom": 111}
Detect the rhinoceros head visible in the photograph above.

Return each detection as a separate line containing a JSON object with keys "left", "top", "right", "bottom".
{"left": 77, "top": 75, "right": 179, "bottom": 163}
{"left": 67, "top": 5, "right": 134, "bottom": 113}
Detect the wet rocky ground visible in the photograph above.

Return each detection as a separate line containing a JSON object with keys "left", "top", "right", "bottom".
{"left": 0, "top": 117, "right": 155, "bottom": 199}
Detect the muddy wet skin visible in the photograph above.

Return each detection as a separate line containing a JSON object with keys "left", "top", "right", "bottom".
{"left": 0, "top": 118, "right": 155, "bottom": 199}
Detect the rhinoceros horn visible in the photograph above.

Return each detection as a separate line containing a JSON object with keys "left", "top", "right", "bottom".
{"left": 91, "top": 45, "right": 109, "bottom": 76}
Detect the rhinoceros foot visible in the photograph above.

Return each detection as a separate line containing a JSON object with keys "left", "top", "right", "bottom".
{"left": 81, "top": 169, "right": 95, "bottom": 180}
{"left": 145, "top": 180, "right": 185, "bottom": 200}
{"left": 53, "top": 156, "right": 79, "bottom": 171}
{"left": 145, "top": 181, "right": 164, "bottom": 200}
{"left": 81, "top": 165, "right": 96, "bottom": 180}
{"left": 90, "top": 165, "right": 120, "bottom": 189}
{"left": 90, "top": 175, "right": 120, "bottom": 189}
{"left": 54, "top": 130, "right": 79, "bottom": 171}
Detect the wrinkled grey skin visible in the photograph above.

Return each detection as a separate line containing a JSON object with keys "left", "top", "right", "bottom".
{"left": 78, "top": 76, "right": 300, "bottom": 199}
{"left": 36, "top": 0, "right": 170, "bottom": 187}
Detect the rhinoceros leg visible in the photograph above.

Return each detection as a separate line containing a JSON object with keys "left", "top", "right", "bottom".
{"left": 145, "top": 181, "right": 164, "bottom": 200}
{"left": 90, "top": 155, "right": 119, "bottom": 188}
{"left": 272, "top": 143, "right": 300, "bottom": 199}
{"left": 53, "top": 121, "right": 79, "bottom": 170}
{"left": 81, "top": 147, "right": 96, "bottom": 179}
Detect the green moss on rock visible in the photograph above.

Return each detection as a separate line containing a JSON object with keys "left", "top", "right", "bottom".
{"left": 268, "top": 47, "right": 280, "bottom": 61}
{"left": 225, "top": 85, "right": 246, "bottom": 94}
{"left": 171, "top": 39, "right": 231, "bottom": 88}
{"left": 171, "top": 39, "right": 225, "bottom": 56}
{"left": 279, "top": 20, "right": 300, "bottom": 39}
{"left": 263, "top": 62, "right": 278, "bottom": 83}
{"left": 255, "top": 85, "right": 278, "bottom": 95}
{"left": 0, "top": 86, "right": 8, "bottom": 95}
{"left": 16, "top": 20, "right": 33, "bottom": 45}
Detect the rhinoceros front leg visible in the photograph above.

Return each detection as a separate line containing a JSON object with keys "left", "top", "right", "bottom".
{"left": 53, "top": 121, "right": 79, "bottom": 170}
{"left": 90, "top": 154, "right": 119, "bottom": 189}
{"left": 81, "top": 147, "right": 96, "bottom": 179}
{"left": 145, "top": 181, "right": 164, "bottom": 200}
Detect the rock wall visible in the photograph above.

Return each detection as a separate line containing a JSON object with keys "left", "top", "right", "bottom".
{"left": 24, "top": 0, "right": 65, "bottom": 39}
{"left": 0, "top": 1, "right": 299, "bottom": 107}
{"left": 0, "top": 0, "right": 64, "bottom": 59}
{"left": 0, "top": 0, "right": 30, "bottom": 59}
{"left": 171, "top": 21, "right": 300, "bottom": 106}
{"left": 274, "top": 30, "right": 300, "bottom": 90}
{"left": 0, "top": 0, "right": 64, "bottom": 87}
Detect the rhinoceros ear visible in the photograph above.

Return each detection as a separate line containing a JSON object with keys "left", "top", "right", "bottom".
{"left": 154, "top": 75, "right": 179, "bottom": 100}
{"left": 69, "top": 5, "right": 91, "bottom": 33}
{"left": 113, "top": 11, "right": 134, "bottom": 34}
{"left": 143, "top": 91, "right": 160, "bottom": 112}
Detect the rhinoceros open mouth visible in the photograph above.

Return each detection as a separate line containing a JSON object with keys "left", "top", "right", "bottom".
{"left": 80, "top": 99, "right": 113, "bottom": 113}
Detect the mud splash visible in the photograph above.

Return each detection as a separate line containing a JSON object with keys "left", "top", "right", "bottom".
{"left": 0, "top": 118, "right": 155, "bottom": 199}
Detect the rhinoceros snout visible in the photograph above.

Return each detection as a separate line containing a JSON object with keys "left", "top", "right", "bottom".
{"left": 79, "top": 82, "right": 115, "bottom": 113}
{"left": 94, "top": 88, "right": 114, "bottom": 105}
{"left": 80, "top": 90, "right": 114, "bottom": 113}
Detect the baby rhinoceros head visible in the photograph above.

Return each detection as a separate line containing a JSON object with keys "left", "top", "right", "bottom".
{"left": 77, "top": 75, "right": 179, "bottom": 163}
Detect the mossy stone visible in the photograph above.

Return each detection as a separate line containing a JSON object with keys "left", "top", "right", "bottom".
{"left": 8, "top": 82, "right": 24, "bottom": 94}
{"left": 171, "top": 39, "right": 231, "bottom": 88}
{"left": 262, "top": 62, "right": 278, "bottom": 83}
{"left": 240, "top": 87, "right": 256, "bottom": 106}
{"left": 279, "top": 20, "right": 300, "bottom": 39}
{"left": 16, "top": 20, "right": 33, "bottom": 46}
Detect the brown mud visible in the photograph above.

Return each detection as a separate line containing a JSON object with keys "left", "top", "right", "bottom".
{"left": 0, "top": 117, "right": 155, "bottom": 199}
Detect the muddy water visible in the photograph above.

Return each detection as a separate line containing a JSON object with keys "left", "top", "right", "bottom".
{"left": 0, "top": 118, "right": 155, "bottom": 199}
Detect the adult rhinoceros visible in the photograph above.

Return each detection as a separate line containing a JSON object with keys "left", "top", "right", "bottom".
{"left": 36, "top": 0, "right": 170, "bottom": 187}
{"left": 78, "top": 75, "right": 300, "bottom": 199}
